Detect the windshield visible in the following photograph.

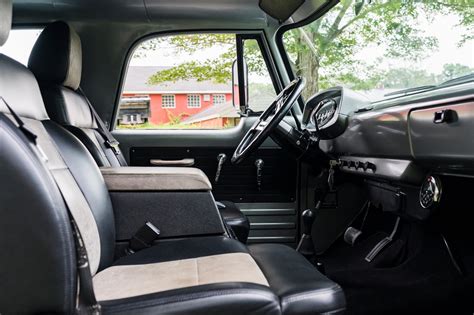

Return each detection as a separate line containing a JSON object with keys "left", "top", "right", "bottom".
{"left": 282, "top": 0, "right": 474, "bottom": 102}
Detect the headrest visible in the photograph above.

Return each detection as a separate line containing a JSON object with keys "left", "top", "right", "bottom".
{"left": 0, "top": 0, "right": 12, "bottom": 46}
{"left": 28, "top": 21, "right": 82, "bottom": 91}
{"left": 0, "top": 55, "right": 50, "bottom": 121}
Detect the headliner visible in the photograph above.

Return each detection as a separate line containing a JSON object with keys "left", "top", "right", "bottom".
{"left": 12, "top": 0, "right": 269, "bottom": 27}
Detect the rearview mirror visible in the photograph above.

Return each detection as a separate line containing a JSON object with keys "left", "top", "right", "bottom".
{"left": 232, "top": 58, "right": 249, "bottom": 114}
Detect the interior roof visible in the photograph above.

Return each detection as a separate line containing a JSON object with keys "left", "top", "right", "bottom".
{"left": 12, "top": 0, "right": 269, "bottom": 26}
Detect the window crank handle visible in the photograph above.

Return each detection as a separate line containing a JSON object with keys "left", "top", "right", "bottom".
{"left": 215, "top": 153, "right": 227, "bottom": 182}
{"left": 255, "top": 159, "right": 264, "bottom": 190}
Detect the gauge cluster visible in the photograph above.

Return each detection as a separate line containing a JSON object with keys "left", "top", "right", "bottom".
{"left": 310, "top": 98, "right": 338, "bottom": 129}
{"left": 303, "top": 87, "right": 370, "bottom": 139}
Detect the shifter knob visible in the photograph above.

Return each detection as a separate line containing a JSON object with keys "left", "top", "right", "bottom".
{"left": 297, "top": 208, "right": 316, "bottom": 257}
{"left": 301, "top": 209, "right": 316, "bottom": 235}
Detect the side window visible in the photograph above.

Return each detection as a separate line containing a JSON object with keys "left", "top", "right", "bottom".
{"left": 243, "top": 39, "right": 277, "bottom": 113}
{"left": 117, "top": 33, "right": 277, "bottom": 130}
{"left": 0, "top": 29, "right": 42, "bottom": 65}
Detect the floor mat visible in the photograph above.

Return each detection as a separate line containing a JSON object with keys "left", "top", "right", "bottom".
{"left": 320, "top": 224, "right": 467, "bottom": 314}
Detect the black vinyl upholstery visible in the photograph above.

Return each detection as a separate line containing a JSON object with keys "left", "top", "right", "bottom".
{"left": 0, "top": 114, "right": 77, "bottom": 314}
{"left": 114, "top": 236, "right": 248, "bottom": 266}
{"left": 219, "top": 201, "right": 251, "bottom": 243}
{"left": 1, "top": 7, "right": 345, "bottom": 314}
{"left": 43, "top": 119, "right": 116, "bottom": 270}
{"left": 249, "top": 244, "right": 346, "bottom": 315}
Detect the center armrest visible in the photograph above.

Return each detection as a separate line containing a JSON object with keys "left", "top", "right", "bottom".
{"left": 100, "top": 167, "right": 212, "bottom": 191}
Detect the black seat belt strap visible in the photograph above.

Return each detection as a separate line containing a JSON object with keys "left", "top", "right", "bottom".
{"left": 78, "top": 87, "right": 127, "bottom": 165}
{"left": 1, "top": 97, "right": 101, "bottom": 314}
{"left": 70, "top": 218, "right": 102, "bottom": 315}
{"left": 1, "top": 96, "right": 37, "bottom": 144}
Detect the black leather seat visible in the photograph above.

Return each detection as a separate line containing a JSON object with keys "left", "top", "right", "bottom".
{"left": 0, "top": 4, "right": 345, "bottom": 314}
{"left": 27, "top": 21, "right": 250, "bottom": 243}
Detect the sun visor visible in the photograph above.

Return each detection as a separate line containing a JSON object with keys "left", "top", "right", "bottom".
{"left": 259, "top": 0, "right": 305, "bottom": 22}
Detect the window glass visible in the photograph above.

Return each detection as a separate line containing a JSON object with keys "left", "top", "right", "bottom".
{"left": 187, "top": 94, "right": 201, "bottom": 108}
{"left": 117, "top": 34, "right": 238, "bottom": 130}
{"left": 162, "top": 95, "right": 176, "bottom": 108}
{"left": 244, "top": 39, "right": 277, "bottom": 113}
{"left": 282, "top": 1, "right": 473, "bottom": 102}
{"left": 213, "top": 94, "right": 226, "bottom": 105}
{"left": 0, "top": 29, "right": 42, "bottom": 65}
{"left": 117, "top": 33, "right": 277, "bottom": 130}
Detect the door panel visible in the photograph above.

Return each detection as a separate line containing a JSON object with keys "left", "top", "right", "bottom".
{"left": 129, "top": 147, "right": 296, "bottom": 203}
{"left": 113, "top": 117, "right": 300, "bottom": 246}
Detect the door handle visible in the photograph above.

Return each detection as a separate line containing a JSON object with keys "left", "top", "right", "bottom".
{"left": 150, "top": 158, "right": 195, "bottom": 167}
{"left": 433, "top": 109, "right": 456, "bottom": 124}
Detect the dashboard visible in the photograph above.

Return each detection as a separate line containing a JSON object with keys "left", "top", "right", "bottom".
{"left": 303, "top": 83, "right": 474, "bottom": 183}
{"left": 298, "top": 83, "right": 473, "bottom": 221}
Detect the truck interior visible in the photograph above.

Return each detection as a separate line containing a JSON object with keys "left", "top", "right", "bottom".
{"left": 1, "top": 0, "right": 473, "bottom": 314}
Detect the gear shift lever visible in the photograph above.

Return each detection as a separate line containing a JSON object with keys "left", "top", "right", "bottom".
{"left": 296, "top": 208, "right": 316, "bottom": 257}
{"left": 297, "top": 201, "right": 325, "bottom": 273}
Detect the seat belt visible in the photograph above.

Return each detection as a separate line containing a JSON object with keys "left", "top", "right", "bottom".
{"left": 78, "top": 87, "right": 127, "bottom": 166}
{"left": 1, "top": 97, "right": 101, "bottom": 315}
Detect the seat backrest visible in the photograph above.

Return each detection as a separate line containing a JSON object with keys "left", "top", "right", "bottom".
{"left": 28, "top": 21, "right": 125, "bottom": 168}
{"left": 0, "top": 6, "right": 115, "bottom": 312}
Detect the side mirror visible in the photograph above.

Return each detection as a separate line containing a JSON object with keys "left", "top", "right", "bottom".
{"left": 232, "top": 58, "right": 249, "bottom": 114}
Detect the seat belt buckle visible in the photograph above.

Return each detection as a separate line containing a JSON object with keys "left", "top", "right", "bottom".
{"left": 126, "top": 222, "right": 160, "bottom": 254}
{"left": 106, "top": 140, "right": 121, "bottom": 155}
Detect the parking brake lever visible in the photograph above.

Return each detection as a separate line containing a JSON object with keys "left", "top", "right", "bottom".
{"left": 215, "top": 153, "right": 227, "bottom": 182}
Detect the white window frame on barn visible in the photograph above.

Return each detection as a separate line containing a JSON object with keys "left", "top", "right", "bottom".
{"left": 187, "top": 94, "right": 201, "bottom": 108}
{"left": 162, "top": 94, "right": 176, "bottom": 108}
{"left": 213, "top": 94, "right": 226, "bottom": 105}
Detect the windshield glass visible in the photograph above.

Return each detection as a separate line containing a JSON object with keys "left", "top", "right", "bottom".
{"left": 282, "top": 0, "right": 474, "bottom": 102}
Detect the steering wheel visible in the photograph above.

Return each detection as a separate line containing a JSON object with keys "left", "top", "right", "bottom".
{"left": 231, "top": 77, "right": 305, "bottom": 164}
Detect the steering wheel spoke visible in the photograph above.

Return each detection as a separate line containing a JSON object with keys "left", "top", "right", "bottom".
{"left": 231, "top": 77, "right": 305, "bottom": 164}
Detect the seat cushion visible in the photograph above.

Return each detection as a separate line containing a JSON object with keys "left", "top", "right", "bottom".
{"left": 94, "top": 236, "right": 269, "bottom": 301}
{"left": 249, "top": 244, "right": 346, "bottom": 315}
{"left": 113, "top": 236, "right": 248, "bottom": 266}
{"left": 94, "top": 252, "right": 269, "bottom": 301}
{"left": 93, "top": 236, "right": 280, "bottom": 315}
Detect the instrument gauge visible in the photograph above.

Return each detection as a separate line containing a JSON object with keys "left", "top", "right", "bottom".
{"left": 419, "top": 175, "right": 442, "bottom": 209}
{"left": 311, "top": 98, "right": 337, "bottom": 129}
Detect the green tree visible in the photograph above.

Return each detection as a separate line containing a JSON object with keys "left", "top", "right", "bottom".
{"left": 438, "top": 63, "right": 473, "bottom": 82}
{"left": 284, "top": 0, "right": 473, "bottom": 98}
{"left": 137, "top": 0, "right": 473, "bottom": 99}
{"left": 137, "top": 34, "right": 236, "bottom": 85}
{"left": 381, "top": 68, "right": 436, "bottom": 88}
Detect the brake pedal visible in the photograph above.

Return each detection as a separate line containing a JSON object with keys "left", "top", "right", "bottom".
{"left": 344, "top": 227, "right": 362, "bottom": 246}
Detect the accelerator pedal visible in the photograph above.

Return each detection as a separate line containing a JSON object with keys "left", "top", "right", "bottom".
{"left": 365, "top": 217, "right": 401, "bottom": 262}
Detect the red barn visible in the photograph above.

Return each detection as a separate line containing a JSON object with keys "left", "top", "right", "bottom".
{"left": 119, "top": 66, "right": 235, "bottom": 127}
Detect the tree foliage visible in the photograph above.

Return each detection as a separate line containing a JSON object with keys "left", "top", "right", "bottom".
{"left": 137, "top": 0, "right": 474, "bottom": 99}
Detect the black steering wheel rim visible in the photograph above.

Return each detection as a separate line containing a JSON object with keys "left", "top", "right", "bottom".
{"left": 231, "top": 77, "right": 305, "bottom": 164}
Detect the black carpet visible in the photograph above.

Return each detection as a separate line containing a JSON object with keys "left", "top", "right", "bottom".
{"left": 320, "top": 220, "right": 470, "bottom": 314}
